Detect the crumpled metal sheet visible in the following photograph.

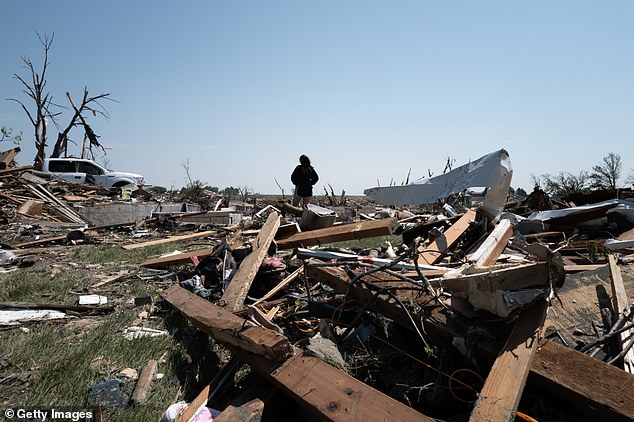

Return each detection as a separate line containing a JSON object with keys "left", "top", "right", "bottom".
{"left": 364, "top": 149, "right": 513, "bottom": 220}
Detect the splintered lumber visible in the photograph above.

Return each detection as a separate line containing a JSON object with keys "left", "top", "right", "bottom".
{"left": 233, "top": 347, "right": 434, "bottom": 422}
{"left": 214, "top": 398, "right": 265, "bottom": 422}
{"left": 164, "top": 285, "right": 432, "bottom": 421}
{"left": 418, "top": 209, "right": 477, "bottom": 265}
{"left": 140, "top": 247, "right": 216, "bottom": 268}
{"left": 305, "top": 265, "right": 449, "bottom": 342}
{"left": 175, "top": 358, "right": 242, "bottom": 422}
{"left": 469, "top": 218, "right": 514, "bottom": 267}
{"left": 214, "top": 377, "right": 275, "bottom": 422}
{"left": 163, "top": 285, "right": 292, "bottom": 361}
{"left": 131, "top": 359, "right": 157, "bottom": 404}
{"left": 469, "top": 299, "right": 547, "bottom": 422}
{"left": 17, "top": 200, "right": 45, "bottom": 218}
{"left": 122, "top": 230, "right": 217, "bottom": 250}
{"left": 608, "top": 254, "right": 634, "bottom": 373}
{"left": 221, "top": 212, "right": 280, "bottom": 312}
{"left": 0, "top": 165, "right": 33, "bottom": 175}
{"left": 276, "top": 217, "right": 399, "bottom": 250}
{"left": 529, "top": 339, "right": 634, "bottom": 422}
{"left": 0, "top": 147, "right": 21, "bottom": 168}
{"left": 438, "top": 261, "right": 551, "bottom": 295}
{"left": 564, "top": 263, "right": 607, "bottom": 273}
{"left": 252, "top": 266, "right": 303, "bottom": 306}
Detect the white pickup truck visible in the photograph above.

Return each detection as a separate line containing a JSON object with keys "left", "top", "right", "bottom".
{"left": 41, "top": 157, "right": 144, "bottom": 189}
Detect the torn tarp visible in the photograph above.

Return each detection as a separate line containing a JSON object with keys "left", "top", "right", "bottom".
{"left": 364, "top": 149, "right": 513, "bottom": 220}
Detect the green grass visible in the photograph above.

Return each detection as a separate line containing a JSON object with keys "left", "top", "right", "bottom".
{"left": 0, "top": 240, "right": 224, "bottom": 421}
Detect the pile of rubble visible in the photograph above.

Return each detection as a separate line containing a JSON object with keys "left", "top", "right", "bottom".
{"left": 1, "top": 148, "right": 634, "bottom": 421}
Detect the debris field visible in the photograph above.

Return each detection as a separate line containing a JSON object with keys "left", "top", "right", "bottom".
{"left": 1, "top": 148, "right": 634, "bottom": 421}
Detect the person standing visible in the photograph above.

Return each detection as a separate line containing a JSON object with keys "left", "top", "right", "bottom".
{"left": 291, "top": 154, "right": 319, "bottom": 207}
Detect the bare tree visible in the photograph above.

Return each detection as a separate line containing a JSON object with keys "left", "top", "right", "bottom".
{"left": 590, "top": 152, "right": 622, "bottom": 190}
{"left": 7, "top": 31, "right": 57, "bottom": 169}
{"left": 51, "top": 89, "right": 111, "bottom": 159}
{"left": 8, "top": 31, "right": 113, "bottom": 169}
{"left": 541, "top": 171, "right": 590, "bottom": 198}
{"left": 181, "top": 158, "right": 194, "bottom": 187}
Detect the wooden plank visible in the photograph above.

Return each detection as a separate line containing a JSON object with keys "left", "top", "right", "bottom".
{"left": 235, "top": 347, "right": 434, "bottom": 422}
{"left": 276, "top": 217, "right": 399, "bottom": 250}
{"left": 140, "top": 247, "right": 215, "bottom": 268}
{"left": 221, "top": 212, "right": 280, "bottom": 312}
{"left": 165, "top": 284, "right": 433, "bottom": 422}
{"left": 122, "top": 230, "right": 217, "bottom": 250}
{"left": 252, "top": 266, "right": 303, "bottom": 306}
{"left": 564, "top": 264, "right": 607, "bottom": 273}
{"left": 469, "top": 299, "right": 547, "bottom": 422}
{"left": 469, "top": 218, "right": 514, "bottom": 267}
{"left": 418, "top": 209, "right": 476, "bottom": 265}
{"left": 214, "top": 398, "right": 265, "bottom": 422}
{"left": 0, "top": 165, "right": 34, "bottom": 175}
{"left": 529, "top": 339, "right": 634, "bottom": 422}
{"left": 163, "top": 285, "right": 292, "bottom": 361}
{"left": 175, "top": 358, "right": 241, "bottom": 422}
{"left": 608, "top": 254, "right": 634, "bottom": 373}
{"left": 306, "top": 265, "right": 634, "bottom": 421}
{"left": 131, "top": 359, "right": 157, "bottom": 404}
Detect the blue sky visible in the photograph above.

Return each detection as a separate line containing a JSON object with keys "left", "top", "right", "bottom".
{"left": 2, "top": 1, "right": 633, "bottom": 195}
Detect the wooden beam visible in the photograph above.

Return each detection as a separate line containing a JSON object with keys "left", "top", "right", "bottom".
{"left": 130, "top": 359, "right": 157, "bottom": 404}
{"left": 221, "top": 212, "right": 280, "bottom": 312}
{"left": 418, "top": 209, "right": 476, "bottom": 265}
{"left": 164, "top": 284, "right": 433, "bottom": 422}
{"left": 175, "top": 358, "right": 242, "bottom": 422}
{"left": 122, "top": 230, "right": 218, "bottom": 250}
{"left": 529, "top": 339, "right": 634, "bottom": 422}
{"left": 469, "top": 299, "right": 547, "bottom": 422}
{"left": 306, "top": 265, "right": 634, "bottom": 421}
{"left": 233, "top": 347, "right": 435, "bottom": 422}
{"left": 140, "top": 247, "right": 215, "bottom": 268}
{"left": 608, "top": 254, "right": 634, "bottom": 373}
{"left": 163, "top": 285, "right": 292, "bottom": 361}
{"left": 564, "top": 264, "right": 607, "bottom": 273}
{"left": 276, "top": 217, "right": 399, "bottom": 250}
{"left": 469, "top": 218, "right": 514, "bottom": 267}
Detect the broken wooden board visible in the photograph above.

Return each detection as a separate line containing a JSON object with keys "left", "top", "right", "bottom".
{"left": 140, "top": 247, "right": 216, "bottom": 268}
{"left": 276, "top": 217, "right": 399, "bottom": 250}
{"left": 529, "top": 339, "right": 634, "bottom": 422}
{"left": 175, "top": 358, "right": 242, "bottom": 422}
{"left": 418, "top": 209, "right": 477, "bottom": 265}
{"left": 304, "top": 265, "right": 465, "bottom": 352}
{"left": 230, "top": 347, "right": 435, "bottom": 422}
{"left": 438, "top": 261, "right": 551, "bottom": 295}
{"left": 122, "top": 230, "right": 218, "bottom": 250}
{"left": 469, "top": 218, "right": 514, "bottom": 267}
{"left": 608, "top": 254, "right": 634, "bottom": 373}
{"left": 17, "top": 200, "right": 45, "bottom": 218}
{"left": 164, "top": 284, "right": 433, "bottom": 421}
{"left": 221, "top": 212, "right": 280, "bottom": 312}
{"left": 469, "top": 299, "right": 547, "bottom": 422}
{"left": 130, "top": 359, "right": 157, "bottom": 404}
{"left": 0, "top": 147, "right": 21, "bottom": 169}
{"left": 163, "top": 285, "right": 292, "bottom": 361}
